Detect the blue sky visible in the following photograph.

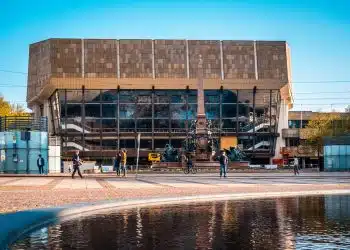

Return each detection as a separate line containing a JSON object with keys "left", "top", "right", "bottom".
{"left": 1, "top": 0, "right": 350, "bottom": 111}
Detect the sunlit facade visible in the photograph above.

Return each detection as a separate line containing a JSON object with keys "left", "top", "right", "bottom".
{"left": 27, "top": 39, "right": 293, "bottom": 163}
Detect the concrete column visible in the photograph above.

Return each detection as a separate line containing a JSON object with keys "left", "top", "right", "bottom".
{"left": 43, "top": 100, "right": 53, "bottom": 134}
{"left": 31, "top": 104, "right": 41, "bottom": 120}
{"left": 274, "top": 99, "right": 288, "bottom": 159}
{"left": 48, "top": 137, "right": 61, "bottom": 173}
{"left": 186, "top": 40, "right": 190, "bottom": 79}
{"left": 253, "top": 41, "right": 258, "bottom": 80}
{"left": 302, "top": 157, "right": 305, "bottom": 169}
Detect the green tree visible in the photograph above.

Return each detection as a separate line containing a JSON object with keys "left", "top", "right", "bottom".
{"left": 302, "top": 113, "right": 343, "bottom": 170}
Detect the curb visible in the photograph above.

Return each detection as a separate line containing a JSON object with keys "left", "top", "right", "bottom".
{"left": 1, "top": 189, "right": 350, "bottom": 249}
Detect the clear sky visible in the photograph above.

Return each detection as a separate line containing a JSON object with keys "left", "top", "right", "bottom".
{"left": 1, "top": 0, "right": 350, "bottom": 111}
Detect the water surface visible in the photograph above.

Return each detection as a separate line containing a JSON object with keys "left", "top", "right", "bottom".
{"left": 11, "top": 195, "right": 350, "bottom": 249}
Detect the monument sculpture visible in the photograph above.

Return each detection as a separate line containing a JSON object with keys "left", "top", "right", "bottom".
{"left": 194, "top": 55, "right": 213, "bottom": 161}
{"left": 161, "top": 144, "right": 179, "bottom": 162}
{"left": 224, "top": 147, "right": 247, "bottom": 161}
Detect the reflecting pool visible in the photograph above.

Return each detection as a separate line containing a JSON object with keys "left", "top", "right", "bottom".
{"left": 11, "top": 195, "right": 350, "bottom": 249}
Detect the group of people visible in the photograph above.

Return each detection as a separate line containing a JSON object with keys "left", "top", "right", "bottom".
{"left": 69, "top": 149, "right": 128, "bottom": 179}
{"left": 113, "top": 149, "right": 128, "bottom": 177}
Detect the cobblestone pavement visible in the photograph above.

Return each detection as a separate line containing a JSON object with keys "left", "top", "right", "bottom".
{"left": 0, "top": 173, "right": 349, "bottom": 213}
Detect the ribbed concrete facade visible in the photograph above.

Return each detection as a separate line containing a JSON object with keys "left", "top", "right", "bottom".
{"left": 27, "top": 39, "right": 291, "bottom": 105}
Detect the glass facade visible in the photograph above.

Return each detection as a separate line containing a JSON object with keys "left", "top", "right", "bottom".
{"left": 288, "top": 120, "right": 308, "bottom": 129}
{"left": 0, "top": 131, "right": 48, "bottom": 174}
{"left": 49, "top": 88, "right": 280, "bottom": 159}
{"left": 324, "top": 145, "right": 350, "bottom": 171}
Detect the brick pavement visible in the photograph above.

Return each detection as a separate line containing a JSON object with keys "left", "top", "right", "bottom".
{"left": 0, "top": 173, "right": 349, "bottom": 213}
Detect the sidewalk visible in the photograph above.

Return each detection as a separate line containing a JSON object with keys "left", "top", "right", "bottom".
{"left": 0, "top": 173, "right": 349, "bottom": 213}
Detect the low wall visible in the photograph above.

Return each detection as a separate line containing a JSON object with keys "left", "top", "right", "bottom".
{"left": 152, "top": 161, "right": 250, "bottom": 169}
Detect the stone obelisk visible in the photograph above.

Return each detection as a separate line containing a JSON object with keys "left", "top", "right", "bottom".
{"left": 195, "top": 55, "right": 210, "bottom": 161}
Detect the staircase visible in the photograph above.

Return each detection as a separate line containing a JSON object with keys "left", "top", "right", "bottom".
{"left": 61, "top": 118, "right": 100, "bottom": 133}
{"left": 241, "top": 117, "right": 273, "bottom": 132}
{"left": 61, "top": 123, "right": 92, "bottom": 133}
{"left": 65, "top": 142, "right": 91, "bottom": 151}
{"left": 247, "top": 141, "right": 270, "bottom": 150}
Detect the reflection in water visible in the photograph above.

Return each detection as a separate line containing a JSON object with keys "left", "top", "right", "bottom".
{"left": 136, "top": 207, "right": 143, "bottom": 247}
{"left": 11, "top": 195, "right": 350, "bottom": 249}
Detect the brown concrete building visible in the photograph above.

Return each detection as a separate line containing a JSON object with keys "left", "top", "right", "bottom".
{"left": 282, "top": 111, "right": 350, "bottom": 168}
{"left": 27, "top": 39, "right": 293, "bottom": 164}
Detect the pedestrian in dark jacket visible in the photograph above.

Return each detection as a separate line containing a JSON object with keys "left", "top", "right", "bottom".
{"left": 219, "top": 150, "right": 228, "bottom": 178}
{"left": 186, "top": 153, "right": 193, "bottom": 172}
{"left": 37, "top": 154, "right": 45, "bottom": 174}
{"left": 114, "top": 151, "right": 122, "bottom": 176}
{"left": 72, "top": 150, "right": 83, "bottom": 179}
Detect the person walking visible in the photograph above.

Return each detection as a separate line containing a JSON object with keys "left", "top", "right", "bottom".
{"left": 219, "top": 150, "right": 228, "bottom": 178}
{"left": 72, "top": 150, "right": 83, "bottom": 179}
{"left": 37, "top": 154, "right": 45, "bottom": 174}
{"left": 186, "top": 153, "right": 193, "bottom": 173}
{"left": 293, "top": 157, "right": 300, "bottom": 175}
{"left": 121, "top": 149, "right": 127, "bottom": 177}
{"left": 114, "top": 151, "right": 122, "bottom": 176}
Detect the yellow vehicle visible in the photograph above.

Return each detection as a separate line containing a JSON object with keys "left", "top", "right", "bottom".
{"left": 148, "top": 153, "right": 161, "bottom": 163}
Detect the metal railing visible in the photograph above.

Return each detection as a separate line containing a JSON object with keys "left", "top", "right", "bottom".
{"left": 0, "top": 116, "right": 48, "bottom": 132}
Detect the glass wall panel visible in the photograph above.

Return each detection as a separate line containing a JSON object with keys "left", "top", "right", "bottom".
{"left": 205, "top": 104, "right": 219, "bottom": 119}
{"left": 85, "top": 90, "right": 101, "bottom": 103}
{"left": 119, "top": 139, "right": 135, "bottom": 148}
{"left": 140, "top": 139, "right": 152, "bottom": 149}
{"left": 222, "top": 119, "right": 237, "bottom": 131}
{"left": 188, "top": 90, "right": 197, "bottom": 104}
{"left": 204, "top": 90, "right": 220, "bottom": 103}
{"left": 101, "top": 90, "right": 118, "bottom": 102}
{"left": 222, "top": 104, "right": 236, "bottom": 118}
{"left": 171, "top": 119, "right": 186, "bottom": 129}
{"left": 85, "top": 104, "right": 100, "bottom": 117}
{"left": 171, "top": 139, "right": 183, "bottom": 148}
{"left": 255, "top": 90, "right": 270, "bottom": 124}
{"left": 154, "top": 91, "right": 169, "bottom": 103}
{"left": 154, "top": 139, "right": 170, "bottom": 149}
{"left": 66, "top": 90, "right": 82, "bottom": 103}
{"left": 101, "top": 139, "right": 117, "bottom": 148}
{"left": 119, "top": 120, "right": 135, "bottom": 130}
{"left": 60, "top": 101, "right": 65, "bottom": 118}
{"left": 66, "top": 104, "right": 81, "bottom": 117}
{"left": 238, "top": 90, "right": 253, "bottom": 104}
{"left": 170, "top": 104, "right": 187, "bottom": 119}
{"left": 238, "top": 136, "right": 254, "bottom": 150}
{"left": 58, "top": 90, "right": 65, "bottom": 103}
{"left": 101, "top": 119, "right": 117, "bottom": 131}
{"left": 85, "top": 118, "right": 101, "bottom": 132}
{"left": 137, "top": 119, "right": 152, "bottom": 130}
{"left": 170, "top": 91, "right": 186, "bottom": 103}
{"left": 135, "top": 105, "right": 152, "bottom": 118}
{"left": 222, "top": 90, "right": 238, "bottom": 103}
{"left": 120, "top": 104, "right": 135, "bottom": 118}
{"left": 187, "top": 104, "right": 197, "bottom": 119}
{"left": 208, "top": 119, "right": 220, "bottom": 129}
{"left": 102, "top": 104, "right": 117, "bottom": 118}
{"left": 154, "top": 119, "right": 169, "bottom": 128}
{"left": 136, "top": 91, "right": 152, "bottom": 103}
{"left": 120, "top": 91, "right": 136, "bottom": 103}
{"left": 255, "top": 135, "right": 273, "bottom": 151}
{"left": 154, "top": 104, "right": 169, "bottom": 118}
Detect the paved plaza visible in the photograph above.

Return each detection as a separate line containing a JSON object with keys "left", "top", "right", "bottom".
{"left": 0, "top": 172, "right": 349, "bottom": 213}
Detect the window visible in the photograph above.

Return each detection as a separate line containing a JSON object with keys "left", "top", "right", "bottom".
{"left": 205, "top": 104, "right": 220, "bottom": 119}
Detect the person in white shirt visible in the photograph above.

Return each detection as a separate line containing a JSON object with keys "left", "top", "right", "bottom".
{"left": 293, "top": 157, "right": 300, "bottom": 175}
